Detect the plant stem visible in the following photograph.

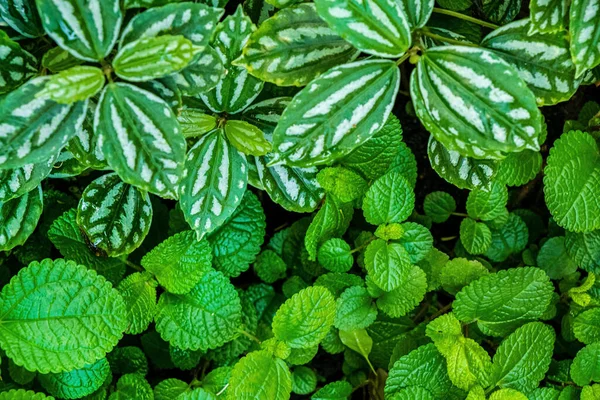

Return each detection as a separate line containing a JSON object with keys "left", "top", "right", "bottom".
{"left": 432, "top": 8, "right": 499, "bottom": 29}
{"left": 451, "top": 212, "right": 469, "bottom": 217}
{"left": 238, "top": 329, "right": 261, "bottom": 345}
{"left": 441, "top": 236, "right": 457, "bottom": 241}
{"left": 365, "top": 357, "right": 377, "bottom": 375}
{"left": 124, "top": 259, "right": 143, "bottom": 272}
{"left": 419, "top": 30, "right": 480, "bottom": 47}
{"left": 216, "top": 383, "right": 229, "bottom": 396}
{"left": 395, "top": 52, "right": 411, "bottom": 66}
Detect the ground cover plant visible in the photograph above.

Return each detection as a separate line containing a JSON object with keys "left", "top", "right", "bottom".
{"left": 0, "top": 0, "right": 599, "bottom": 398}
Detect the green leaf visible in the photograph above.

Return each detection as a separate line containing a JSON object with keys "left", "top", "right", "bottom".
{"left": 0, "top": 258, "right": 127, "bottom": 373}
{"left": 314, "top": 0, "right": 411, "bottom": 57}
{"left": 536, "top": 236, "right": 577, "bottom": 279}
{"left": 179, "top": 388, "right": 216, "bottom": 400}
{"left": 77, "top": 173, "right": 153, "bottom": 257}
{"left": 39, "top": 358, "right": 110, "bottom": 399}
{"left": 488, "top": 389, "right": 528, "bottom": 400}
{"left": 155, "top": 270, "right": 242, "bottom": 351}
{"left": 376, "top": 266, "right": 427, "bottom": 317}
{"left": 396, "top": 222, "right": 434, "bottom": 263}
{"left": 66, "top": 101, "right": 107, "bottom": 169}
{"left": 482, "top": 19, "right": 579, "bottom": 106}
{"left": 454, "top": 267, "right": 554, "bottom": 336}
{"left": 544, "top": 130, "right": 600, "bottom": 232}
{"left": 445, "top": 337, "right": 492, "bottom": 390}
{"left": 491, "top": 322, "right": 555, "bottom": 392}
{"left": 174, "top": 47, "right": 224, "bottom": 96}
{"left": 178, "top": 109, "right": 217, "bottom": 138}
{"left": 291, "top": 366, "right": 317, "bottom": 395}
{"left": 41, "top": 47, "right": 83, "bottom": 73}
{"left": 570, "top": 0, "right": 600, "bottom": 77}
{"left": 574, "top": 308, "right": 600, "bottom": 344}
{"left": 142, "top": 231, "right": 212, "bottom": 294}
{"left": 316, "top": 167, "right": 367, "bottom": 203}
{"left": 484, "top": 213, "right": 528, "bottom": 262}
{"left": 479, "top": 0, "right": 521, "bottom": 24}
{"left": 565, "top": 229, "right": 600, "bottom": 273}
{"left": 339, "top": 328, "right": 373, "bottom": 358}
{"left": 364, "top": 239, "right": 412, "bottom": 292}
{"left": 413, "top": 45, "right": 542, "bottom": 159}
{"left": 423, "top": 191, "right": 456, "bottom": 223}
{"left": 460, "top": 218, "right": 492, "bottom": 255}
{"left": 200, "top": 6, "right": 263, "bottom": 114}
{"left": 317, "top": 238, "right": 353, "bottom": 273}
{"left": 117, "top": 272, "right": 158, "bottom": 335}
{"left": 582, "top": 384, "right": 600, "bottom": 400}
{"left": 388, "top": 141, "right": 418, "bottom": 187}
{"left": 496, "top": 149, "right": 542, "bottom": 186}
{"left": 436, "top": 0, "right": 472, "bottom": 10}
{"left": 335, "top": 286, "right": 377, "bottom": 331}
{"left": 0, "top": 34, "right": 37, "bottom": 94}
{"left": 466, "top": 181, "right": 508, "bottom": 221}
{"left": 363, "top": 172, "right": 414, "bottom": 225}
{"left": 401, "top": 0, "right": 434, "bottom": 29}
{"left": 0, "top": 157, "right": 54, "bottom": 203}
{"left": 0, "top": 77, "right": 87, "bottom": 169}
{"left": 109, "top": 374, "right": 153, "bottom": 400}
{"left": 108, "top": 346, "right": 148, "bottom": 376}
{"left": 270, "top": 59, "right": 399, "bottom": 167}
{"left": 36, "top": 0, "right": 122, "bottom": 61}
{"left": 571, "top": 342, "right": 600, "bottom": 386}
{"left": 311, "top": 381, "right": 352, "bottom": 400}
{"left": 96, "top": 83, "right": 186, "bottom": 198}
{"left": 272, "top": 286, "right": 336, "bottom": 349}
{"left": 0, "top": 0, "right": 43, "bottom": 38}
{"left": 225, "top": 120, "right": 272, "bottom": 156}
{"left": 39, "top": 66, "right": 105, "bottom": 104}
{"left": 154, "top": 378, "right": 189, "bottom": 399}
{"left": 235, "top": 3, "right": 358, "bottom": 86}
{"left": 179, "top": 128, "right": 248, "bottom": 239}
{"left": 0, "top": 390, "right": 52, "bottom": 400}
{"left": 305, "top": 195, "right": 353, "bottom": 260}
{"left": 0, "top": 186, "right": 42, "bottom": 251}
{"left": 254, "top": 250, "right": 287, "bottom": 283}
{"left": 228, "top": 351, "right": 292, "bottom": 400}
{"left": 440, "top": 258, "right": 489, "bottom": 295}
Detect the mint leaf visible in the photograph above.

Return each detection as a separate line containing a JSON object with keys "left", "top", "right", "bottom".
{"left": 424, "top": 191, "right": 456, "bottom": 223}
{"left": 117, "top": 272, "right": 158, "bottom": 335}
{"left": 363, "top": 172, "right": 415, "bottom": 225}
{"left": 38, "top": 358, "right": 110, "bottom": 399}
{"left": 571, "top": 342, "right": 600, "bottom": 386}
{"left": 460, "top": 218, "right": 492, "bottom": 255}
{"left": 109, "top": 374, "right": 153, "bottom": 400}
{"left": 574, "top": 308, "right": 600, "bottom": 345}
{"left": 228, "top": 351, "right": 292, "bottom": 400}
{"left": 466, "top": 182, "right": 508, "bottom": 221}
{"left": 364, "top": 239, "right": 412, "bottom": 292}
{"left": 316, "top": 167, "right": 367, "bottom": 203}
{"left": 376, "top": 266, "right": 427, "bottom": 318}
{"left": 311, "top": 381, "right": 352, "bottom": 400}
{"left": 334, "top": 286, "right": 377, "bottom": 331}
{"left": 317, "top": 238, "right": 354, "bottom": 273}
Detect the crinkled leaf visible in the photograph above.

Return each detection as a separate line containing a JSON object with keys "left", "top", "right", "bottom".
{"left": 38, "top": 358, "right": 110, "bottom": 399}
{"left": 109, "top": 374, "right": 152, "bottom": 400}
{"left": 364, "top": 239, "right": 412, "bottom": 292}
{"left": 363, "top": 172, "right": 414, "bottom": 225}
{"left": 227, "top": 351, "right": 292, "bottom": 400}
{"left": 460, "top": 218, "right": 492, "bottom": 255}
{"left": 484, "top": 213, "right": 529, "bottom": 262}
{"left": 571, "top": 342, "right": 600, "bottom": 386}
{"left": 440, "top": 258, "right": 489, "bottom": 295}
{"left": 536, "top": 236, "right": 577, "bottom": 279}
{"left": 334, "top": 286, "right": 377, "bottom": 331}
{"left": 317, "top": 238, "right": 353, "bottom": 273}
{"left": 316, "top": 167, "right": 367, "bottom": 203}
{"left": 376, "top": 266, "right": 427, "bottom": 318}
{"left": 466, "top": 181, "right": 508, "bottom": 221}
{"left": 565, "top": 229, "right": 600, "bottom": 273}
{"left": 117, "top": 272, "right": 158, "bottom": 335}
{"left": 305, "top": 195, "right": 353, "bottom": 260}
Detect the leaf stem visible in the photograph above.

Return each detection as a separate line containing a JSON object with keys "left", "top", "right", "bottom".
{"left": 451, "top": 212, "right": 469, "bottom": 217}
{"left": 238, "top": 329, "right": 261, "bottom": 344}
{"left": 365, "top": 356, "right": 377, "bottom": 375}
{"left": 124, "top": 259, "right": 143, "bottom": 272}
{"left": 419, "top": 30, "right": 480, "bottom": 47}
{"left": 216, "top": 383, "right": 229, "bottom": 396}
{"left": 395, "top": 52, "right": 412, "bottom": 66}
{"left": 431, "top": 8, "right": 500, "bottom": 29}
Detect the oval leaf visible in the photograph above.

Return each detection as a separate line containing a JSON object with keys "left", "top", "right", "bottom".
{"left": 0, "top": 186, "right": 43, "bottom": 251}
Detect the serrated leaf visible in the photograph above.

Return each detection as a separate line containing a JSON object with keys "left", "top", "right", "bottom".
{"left": 484, "top": 213, "right": 528, "bottom": 262}
{"left": 39, "top": 358, "right": 110, "bottom": 399}
{"left": 153, "top": 378, "right": 189, "bottom": 400}
{"left": 109, "top": 374, "right": 153, "bottom": 400}
{"left": 335, "top": 286, "right": 377, "bottom": 331}
{"left": 0, "top": 389, "right": 52, "bottom": 400}
{"left": 312, "top": 381, "right": 352, "bottom": 400}
{"left": 0, "top": 259, "right": 127, "bottom": 373}
{"left": 571, "top": 342, "right": 600, "bottom": 386}
{"left": 376, "top": 266, "right": 427, "bottom": 317}
{"left": 460, "top": 218, "right": 492, "bottom": 255}
{"left": 423, "top": 191, "right": 456, "bottom": 223}
{"left": 565, "top": 229, "right": 600, "bottom": 273}
{"left": 254, "top": 249, "right": 287, "bottom": 283}
{"left": 316, "top": 167, "right": 367, "bottom": 203}
{"left": 536, "top": 236, "right": 577, "bottom": 279}
{"left": 412, "top": 46, "right": 541, "bottom": 160}
{"left": 270, "top": 59, "right": 399, "bottom": 167}
{"left": 466, "top": 181, "right": 508, "bottom": 221}
{"left": 179, "top": 128, "right": 247, "bottom": 239}
{"left": 305, "top": 195, "right": 353, "bottom": 260}
{"left": 314, "top": 0, "right": 411, "bottom": 58}
{"left": 529, "top": 0, "right": 568, "bottom": 34}
{"left": 173, "top": 47, "right": 224, "bottom": 96}
{"left": 496, "top": 149, "right": 542, "bottom": 186}
{"left": 363, "top": 171, "right": 415, "bottom": 225}
{"left": 36, "top": 0, "right": 122, "bottom": 61}
{"left": 117, "top": 272, "right": 158, "bottom": 335}
{"left": 227, "top": 351, "right": 292, "bottom": 400}
{"left": 364, "top": 239, "right": 412, "bottom": 292}
{"left": 291, "top": 366, "right": 317, "bottom": 395}
{"left": 440, "top": 258, "right": 489, "bottom": 295}
{"left": 317, "top": 238, "right": 353, "bottom": 273}
{"left": 0, "top": 0, "right": 43, "bottom": 38}
{"left": 225, "top": 120, "right": 271, "bottom": 156}
{"left": 454, "top": 267, "right": 554, "bottom": 336}
{"left": 396, "top": 222, "right": 433, "bottom": 263}
{"left": 41, "top": 47, "right": 83, "bottom": 73}
{"left": 0, "top": 77, "right": 87, "bottom": 169}
{"left": 95, "top": 83, "right": 186, "bottom": 199}
{"left": 235, "top": 3, "right": 358, "bottom": 86}
{"left": 389, "top": 387, "right": 435, "bottom": 400}
{"left": 0, "top": 185, "right": 42, "bottom": 251}
{"left": 491, "top": 322, "right": 555, "bottom": 392}
{"left": 108, "top": 346, "right": 148, "bottom": 376}
{"left": 446, "top": 337, "right": 492, "bottom": 390}
{"left": 574, "top": 308, "right": 600, "bottom": 344}
{"left": 155, "top": 270, "right": 242, "bottom": 350}
{"left": 544, "top": 130, "right": 600, "bottom": 232}
{"left": 482, "top": 19, "right": 579, "bottom": 106}
{"left": 0, "top": 34, "right": 37, "bottom": 94}
{"left": 570, "top": 0, "right": 600, "bottom": 77}
{"left": 272, "top": 286, "right": 336, "bottom": 349}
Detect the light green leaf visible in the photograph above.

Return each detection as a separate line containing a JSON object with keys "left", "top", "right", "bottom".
{"left": 311, "top": 381, "right": 352, "bottom": 400}
{"left": 41, "top": 47, "right": 83, "bottom": 73}
{"left": 536, "top": 236, "right": 577, "bottom": 279}
{"left": 39, "top": 66, "right": 105, "bottom": 104}
{"left": 0, "top": 389, "right": 53, "bottom": 400}
{"left": 178, "top": 109, "right": 217, "bottom": 138}
{"left": 0, "top": 259, "right": 127, "bottom": 373}
{"left": 270, "top": 59, "right": 399, "bottom": 167}
{"left": 491, "top": 322, "right": 555, "bottom": 392}
{"left": 225, "top": 120, "right": 272, "bottom": 156}
{"left": 174, "top": 47, "right": 224, "bottom": 96}
{"left": 401, "top": 0, "right": 434, "bottom": 29}
{"left": 36, "top": 0, "right": 122, "bottom": 61}
{"left": 235, "top": 3, "right": 358, "bottom": 86}
{"left": 117, "top": 272, "right": 158, "bottom": 335}
{"left": 317, "top": 238, "right": 353, "bottom": 273}
{"left": 0, "top": 157, "right": 55, "bottom": 202}
{"left": 570, "top": 0, "right": 600, "bottom": 77}
{"left": 396, "top": 222, "right": 433, "bottom": 263}
{"left": 460, "top": 218, "right": 492, "bottom": 255}
{"left": 155, "top": 270, "right": 242, "bottom": 351}
{"left": 0, "top": 33, "right": 37, "bottom": 94}
{"left": 291, "top": 366, "right": 317, "bottom": 395}
{"left": 582, "top": 384, "right": 600, "bottom": 400}
{"left": 363, "top": 172, "right": 414, "bottom": 225}
{"left": 227, "top": 351, "right": 292, "bottom": 400}
{"left": 466, "top": 181, "right": 508, "bottom": 221}
{"left": 0, "top": 186, "right": 42, "bottom": 251}
{"left": 77, "top": 173, "right": 153, "bottom": 257}
{"left": 272, "top": 286, "right": 336, "bottom": 349}
{"left": 314, "top": 0, "right": 411, "bottom": 57}
{"left": 0, "top": 0, "right": 44, "bottom": 38}
{"left": 339, "top": 328, "right": 373, "bottom": 358}
{"left": 446, "top": 337, "right": 492, "bottom": 390}
{"left": 179, "top": 128, "right": 248, "bottom": 239}
{"left": 496, "top": 149, "right": 542, "bottom": 186}
{"left": 389, "top": 387, "right": 435, "bottom": 400}
{"left": 544, "top": 130, "right": 600, "bottom": 232}
{"left": 574, "top": 308, "right": 600, "bottom": 344}
{"left": 154, "top": 378, "right": 189, "bottom": 400}
{"left": 316, "top": 167, "right": 367, "bottom": 203}
{"left": 488, "top": 389, "right": 528, "bottom": 400}
{"left": 454, "top": 267, "right": 554, "bottom": 336}
{"left": 335, "top": 286, "right": 377, "bottom": 331}
{"left": 440, "top": 258, "right": 489, "bottom": 295}
{"left": 109, "top": 374, "right": 153, "bottom": 400}
{"left": 565, "top": 229, "right": 600, "bottom": 273}
{"left": 305, "top": 195, "right": 353, "bottom": 260}
{"left": 376, "top": 266, "right": 427, "bottom": 318}
{"left": 364, "top": 239, "right": 412, "bottom": 292}
{"left": 571, "top": 342, "right": 600, "bottom": 386}
{"left": 39, "top": 358, "right": 110, "bottom": 399}
{"left": 95, "top": 83, "right": 186, "bottom": 199}
{"left": 423, "top": 191, "right": 456, "bottom": 223}
{"left": 484, "top": 213, "right": 528, "bottom": 262}
{"left": 426, "top": 313, "right": 462, "bottom": 356}
{"left": 179, "top": 388, "right": 216, "bottom": 400}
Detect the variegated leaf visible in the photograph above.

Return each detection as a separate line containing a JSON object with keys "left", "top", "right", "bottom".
{"left": 120, "top": 2, "right": 224, "bottom": 48}
{"left": 0, "top": 0, "right": 44, "bottom": 37}
{"left": 225, "top": 120, "right": 271, "bottom": 156}
{"left": 48, "top": 148, "right": 88, "bottom": 178}
{"left": 173, "top": 47, "right": 224, "bottom": 96}
{"left": 66, "top": 100, "right": 108, "bottom": 170}
{"left": 314, "top": 0, "right": 411, "bottom": 58}
{"left": 200, "top": 6, "right": 264, "bottom": 114}
{"left": 77, "top": 173, "right": 153, "bottom": 257}
{"left": 428, "top": 136, "right": 498, "bottom": 190}
{"left": 570, "top": 0, "right": 600, "bottom": 77}
{"left": 137, "top": 77, "right": 182, "bottom": 111}
{"left": 179, "top": 128, "right": 248, "bottom": 239}
{"left": 241, "top": 96, "right": 290, "bottom": 134}
{"left": 270, "top": 59, "right": 399, "bottom": 167}
{"left": 479, "top": 0, "right": 521, "bottom": 24}
{"left": 0, "top": 185, "right": 43, "bottom": 251}
{"left": 0, "top": 77, "right": 87, "bottom": 169}
{"left": 0, "top": 156, "right": 55, "bottom": 202}
{"left": 0, "top": 32, "right": 37, "bottom": 94}
{"left": 39, "top": 66, "right": 105, "bottom": 104}
{"left": 178, "top": 108, "right": 217, "bottom": 138}
{"left": 95, "top": 83, "right": 186, "bottom": 199}
{"left": 410, "top": 46, "right": 542, "bottom": 160}
{"left": 41, "top": 47, "right": 83, "bottom": 73}
{"left": 265, "top": 0, "right": 301, "bottom": 9}
{"left": 529, "top": 0, "right": 569, "bottom": 34}
{"left": 482, "top": 19, "right": 579, "bottom": 106}
{"left": 243, "top": 0, "right": 275, "bottom": 24}
{"left": 36, "top": 0, "right": 122, "bottom": 61}
{"left": 421, "top": 27, "right": 475, "bottom": 47}
{"left": 234, "top": 3, "right": 359, "bottom": 87}
{"left": 400, "top": 0, "right": 434, "bottom": 29}
{"left": 123, "top": 0, "right": 179, "bottom": 9}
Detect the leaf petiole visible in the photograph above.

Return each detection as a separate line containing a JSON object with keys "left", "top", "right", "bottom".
{"left": 431, "top": 8, "right": 500, "bottom": 29}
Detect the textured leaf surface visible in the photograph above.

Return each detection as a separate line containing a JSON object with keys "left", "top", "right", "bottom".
{"left": 570, "top": 0, "right": 600, "bottom": 77}
{"left": 110, "top": 374, "right": 152, "bottom": 400}
{"left": 40, "top": 66, "right": 105, "bottom": 104}
{"left": 363, "top": 172, "right": 414, "bottom": 225}
{"left": 312, "top": 381, "right": 352, "bottom": 400}
{"left": 496, "top": 149, "right": 542, "bottom": 186}
{"left": 334, "top": 286, "right": 377, "bottom": 331}
{"left": 317, "top": 166, "right": 367, "bottom": 203}
{"left": 117, "top": 272, "right": 157, "bottom": 335}
{"left": 529, "top": 0, "right": 568, "bottom": 33}
{"left": 39, "top": 358, "right": 110, "bottom": 399}
{"left": 0, "top": 33, "right": 37, "bottom": 94}
{"left": 228, "top": 351, "right": 292, "bottom": 400}
{"left": 565, "top": 229, "right": 600, "bottom": 273}
{"left": 0, "top": 389, "right": 52, "bottom": 400}
{"left": 0, "top": 157, "right": 55, "bottom": 202}
{"left": 318, "top": 238, "right": 353, "bottom": 273}
{"left": 571, "top": 342, "right": 600, "bottom": 386}
{"left": 536, "top": 236, "right": 577, "bottom": 279}
{"left": 0, "top": 0, "right": 43, "bottom": 38}
{"left": 174, "top": 47, "right": 224, "bottom": 96}
{"left": 364, "top": 240, "right": 412, "bottom": 292}
{"left": 225, "top": 120, "right": 271, "bottom": 156}
{"left": 460, "top": 218, "right": 492, "bottom": 255}
{"left": 484, "top": 213, "right": 528, "bottom": 262}
{"left": 0, "top": 186, "right": 42, "bottom": 251}
{"left": 424, "top": 191, "right": 456, "bottom": 223}
{"left": 376, "top": 266, "right": 427, "bottom": 318}
{"left": 305, "top": 195, "right": 353, "bottom": 260}
{"left": 466, "top": 181, "right": 508, "bottom": 221}
{"left": 574, "top": 308, "right": 600, "bottom": 344}
{"left": 0, "top": 259, "right": 127, "bottom": 373}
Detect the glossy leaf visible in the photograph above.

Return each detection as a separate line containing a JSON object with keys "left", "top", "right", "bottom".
{"left": 529, "top": 0, "right": 569, "bottom": 34}
{"left": 0, "top": 0, "right": 43, "bottom": 37}
{"left": 0, "top": 186, "right": 42, "bottom": 251}
{"left": 0, "top": 33, "right": 37, "bottom": 94}
{"left": 570, "top": 0, "right": 600, "bottom": 77}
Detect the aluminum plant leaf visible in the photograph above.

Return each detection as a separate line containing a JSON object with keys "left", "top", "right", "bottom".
{"left": 0, "top": 32, "right": 37, "bottom": 94}
{"left": 0, "top": 156, "right": 56, "bottom": 202}
{"left": 400, "top": 0, "right": 434, "bottom": 29}
{"left": 38, "top": 65, "right": 105, "bottom": 104}
{"left": 529, "top": 0, "right": 569, "bottom": 34}
{"left": 0, "top": 185, "right": 43, "bottom": 251}
{"left": 0, "top": 0, "right": 44, "bottom": 37}
{"left": 173, "top": 46, "right": 224, "bottom": 96}
{"left": 570, "top": 0, "right": 600, "bottom": 77}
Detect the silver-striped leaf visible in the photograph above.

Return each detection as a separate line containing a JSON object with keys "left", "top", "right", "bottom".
{"left": 314, "top": 0, "right": 411, "bottom": 58}
{"left": 224, "top": 120, "right": 271, "bottom": 156}
{"left": 66, "top": 100, "right": 108, "bottom": 170}
{"left": 38, "top": 66, "right": 105, "bottom": 104}
{"left": 570, "top": 0, "right": 600, "bottom": 77}
{"left": 179, "top": 128, "right": 248, "bottom": 239}
{"left": 36, "top": 0, "right": 122, "bottom": 62}
{"left": 241, "top": 96, "right": 290, "bottom": 134}
{"left": 270, "top": 59, "right": 400, "bottom": 167}
{"left": 479, "top": 0, "right": 521, "bottom": 24}
{"left": 410, "top": 45, "right": 542, "bottom": 160}
{"left": 95, "top": 83, "right": 186, "bottom": 199}
{"left": 41, "top": 47, "right": 83, "bottom": 73}
{"left": 0, "top": 77, "right": 87, "bottom": 169}
{"left": 137, "top": 77, "right": 182, "bottom": 112}
{"left": 482, "top": 19, "right": 579, "bottom": 106}
{"left": 178, "top": 108, "right": 217, "bottom": 138}
{"left": 529, "top": 0, "right": 569, "bottom": 34}
{"left": 120, "top": 2, "right": 224, "bottom": 48}
{"left": 0, "top": 185, "right": 43, "bottom": 251}
{"left": 48, "top": 149, "right": 88, "bottom": 178}
{"left": 234, "top": 3, "right": 359, "bottom": 87}
{"left": 173, "top": 47, "right": 224, "bottom": 96}
{"left": 0, "top": 0, "right": 44, "bottom": 38}
{"left": 0, "top": 32, "right": 37, "bottom": 94}
{"left": 77, "top": 173, "right": 153, "bottom": 257}
{"left": 400, "top": 0, "right": 434, "bottom": 29}
{"left": 200, "top": 6, "right": 264, "bottom": 114}
{"left": 113, "top": 35, "right": 199, "bottom": 82}
{"left": 0, "top": 157, "right": 55, "bottom": 202}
